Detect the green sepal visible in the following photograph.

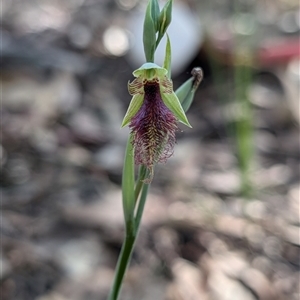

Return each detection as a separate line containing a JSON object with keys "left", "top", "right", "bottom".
{"left": 133, "top": 63, "right": 167, "bottom": 78}
{"left": 143, "top": 0, "right": 157, "bottom": 62}
{"left": 161, "top": 90, "right": 192, "bottom": 128}
{"left": 163, "top": 34, "right": 172, "bottom": 79}
{"left": 156, "top": 0, "right": 172, "bottom": 48}
{"left": 133, "top": 62, "right": 166, "bottom": 75}
{"left": 121, "top": 94, "right": 144, "bottom": 127}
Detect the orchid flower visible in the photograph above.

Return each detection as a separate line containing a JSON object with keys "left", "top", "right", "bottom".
{"left": 121, "top": 63, "right": 191, "bottom": 182}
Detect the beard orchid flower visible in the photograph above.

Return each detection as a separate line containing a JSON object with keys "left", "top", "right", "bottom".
{"left": 122, "top": 63, "right": 191, "bottom": 182}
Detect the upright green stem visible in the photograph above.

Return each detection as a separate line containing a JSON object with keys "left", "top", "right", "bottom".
{"left": 134, "top": 183, "right": 150, "bottom": 229}
{"left": 107, "top": 222, "right": 136, "bottom": 300}
{"left": 234, "top": 58, "right": 253, "bottom": 196}
{"left": 107, "top": 169, "right": 149, "bottom": 300}
{"left": 134, "top": 166, "right": 147, "bottom": 202}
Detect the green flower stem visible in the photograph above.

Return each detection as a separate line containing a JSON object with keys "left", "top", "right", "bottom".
{"left": 134, "top": 182, "right": 150, "bottom": 230}
{"left": 108, "top": 154, "right": 149, "bottom": 300}
{"left": 107, "top": 184, "right": 149, "bottom": 300}
{"left": 107, "top": 221, "right": 136, "bottom": 300}
{"left": 134, "top": 165, "right": 147, "bottom": 202}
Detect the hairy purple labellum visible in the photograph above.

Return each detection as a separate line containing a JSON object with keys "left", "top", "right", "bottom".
{"left": 122, "top": 63, "right": 191, "bottom": 183}
{"left": 129, "top": 81, "right": 177, "bottom": 180}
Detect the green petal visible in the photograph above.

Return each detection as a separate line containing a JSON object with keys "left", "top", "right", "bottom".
{"left": 128, "top": 77, "right": 144, "bottom": 95}
{"left": 121, "top": 94, "right": 144, "bottom": 128}
{"left": 161, "top": 90, "right": 192, "bottom": 128}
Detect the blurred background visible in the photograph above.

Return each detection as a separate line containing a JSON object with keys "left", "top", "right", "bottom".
{"left": 1, "top": 0, "right": 299, "bottom": 299}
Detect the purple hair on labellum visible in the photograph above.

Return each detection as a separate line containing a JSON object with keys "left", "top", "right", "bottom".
{"left": 129, "top": 81, "right": 178, "bottom": 177}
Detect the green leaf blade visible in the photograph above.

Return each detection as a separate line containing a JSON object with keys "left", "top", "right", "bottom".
{"left": 181, "top": 90, "right": 195, "bottom": 113}
{"left": 163, "top": 34, "right": 172, "bottom": 78}
{"left": 150, "top": 0, "right": 160, "bottom": 31}
{"left": 156, "top": 0, "right": 172, "bottom": 47}
{"left": 175, "top": 67, "right": 203, "bottom": 113}
{"left": 143, "top": 0, "right": 157, "bottom": 62}
{"left": 122, "top": 135, "right": 136, "bottom": 223}
{"left": 175, "top": 77, "right": 193, "bottom": 104}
